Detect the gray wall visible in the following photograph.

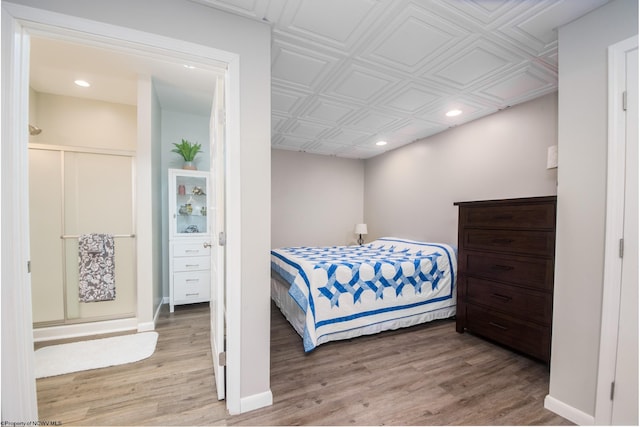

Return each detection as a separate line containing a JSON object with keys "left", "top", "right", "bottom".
{"left": 162, "top": 110, "right": 211, "bottom": 172}
{"left": 550, "top": 0, "right": 638, "bottom": 418}
{"left": 273, "top": 93, "right": 558, "bottom": 252}
{"left": 364, "top": 93, "right": 558, "bottom": 246}
{"left": 272, "top": 150, "right": 365, "bottom": 248}
{"left": 160, "top": 109, "right": 210, "bottom": 299}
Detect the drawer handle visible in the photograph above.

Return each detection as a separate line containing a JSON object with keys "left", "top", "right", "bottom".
{"left": 186, "top": 279, "right": 200, "bottom": 283}
{"left": 491, "top": 238, "right": 514, "bottom": 244}
{"left": 185, "top": 264, "right": 200, "bottom": 268}
{"left": 491, "top": 264, "right": 514, "bottom": 271}
{"left": 489, "top": 321, "right": 508, "bottom": 331}
{"left": 185, "top": 250, "right": 200, "bottom": 254}
{"left": 494, "top": 214, "right": 514, "bottom": 221}
{"left": 186, "top": 292, "right": 200, "bottom": 297}
{"left": 491, "top": 293, "right": 512, "bottom": 302}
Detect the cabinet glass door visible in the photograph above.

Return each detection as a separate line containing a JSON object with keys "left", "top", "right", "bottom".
{"left": 173, "top": 173, "right": 209, "bottom": 236}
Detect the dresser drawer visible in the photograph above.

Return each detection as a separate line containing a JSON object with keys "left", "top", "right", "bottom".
{"left": 462, "top": 229, "right": 554, "bottom": 256}
{"left": 465, "top": 304, "right": 551, "bottom": 361}
{"left": 173, "top": 256, "right": 210, "bottom": 272}
{"left": 173, "top": 242, "right": 210, "bottom": 257}
{"left": 463, "top": 277, "right": 552, "bottom": 324}
{"left": 462, "top": 252, "right": 553, "bottom": 291}
{"left": 173, "top": 271, "right": 210, "bottom": 302}
{"left": 460, "top": 202, "right": 555, "bottom": 230}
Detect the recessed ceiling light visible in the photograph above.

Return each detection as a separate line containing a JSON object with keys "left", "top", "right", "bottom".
{"left": 74, "top": 79, "right": 91, "bottom": 88}
{"left": 376, "top": 141, "right": 388, "bottom": 146}
{"left": 183, "top": 64, "right": 196, "bottom": 69}
{"left": 446, "top": 109, "right": 462, "bottom": 117}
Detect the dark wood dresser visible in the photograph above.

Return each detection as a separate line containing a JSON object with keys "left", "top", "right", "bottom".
{"left": 454, "top": 196, "right": 557, "bottom": 362}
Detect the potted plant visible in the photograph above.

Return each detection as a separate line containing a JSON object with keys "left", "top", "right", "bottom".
{"left": 172, "top": 139, "right": 202, "bottom": 170}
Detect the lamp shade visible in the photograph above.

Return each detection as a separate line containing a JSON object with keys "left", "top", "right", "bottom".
{"left": 354, "top": 223, "right": 368, "bottom": 235}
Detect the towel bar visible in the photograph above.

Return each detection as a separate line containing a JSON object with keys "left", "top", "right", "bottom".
{"left": 60, "top": 234, "right": 136, "bottom": 239}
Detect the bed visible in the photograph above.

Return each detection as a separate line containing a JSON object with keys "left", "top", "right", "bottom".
{"left": 270, "top": 237, "right": 457, "bottom": 351}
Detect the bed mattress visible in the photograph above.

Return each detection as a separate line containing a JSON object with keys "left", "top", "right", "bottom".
{"left": 271, "top": 237, "right": 457, "bottom": 351}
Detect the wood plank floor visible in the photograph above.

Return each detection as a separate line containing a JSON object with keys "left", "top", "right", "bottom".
{"left": 36, "top": 303, "right": 572, "bottom": 426}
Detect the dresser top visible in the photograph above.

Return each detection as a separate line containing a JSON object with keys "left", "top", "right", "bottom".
{"left": 454, "top": 195, "right": 557, "bottom": 207}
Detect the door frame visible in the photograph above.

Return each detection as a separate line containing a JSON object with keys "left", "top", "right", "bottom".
{"left": 210, "top": 74, "right": 227, "bottom": 401}
{"left": 1, "top": 2, "right": 242, "bottom": 416}
{"left": 594, "top": 34, "right": 638, "bottom": 425}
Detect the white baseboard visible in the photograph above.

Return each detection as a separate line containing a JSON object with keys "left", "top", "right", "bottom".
{"left": 239, "top": 390, "right": 273, "bottom": 414}
{"left": 137, "top": 299, "right": 164, "bottom": 332}
{"left": 35, "top": 300, "right": 165, "bottom": 340}
{"left": 544, "top": 394, "right": 595, "bottom": 425}
{"left": 33, "top": 317, "right": 138, "bottom": 342}
{"left": 137, "top": 321, "right": 155, "bottom": 332}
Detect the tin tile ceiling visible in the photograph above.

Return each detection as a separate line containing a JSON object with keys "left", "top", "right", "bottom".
{"left": 192, "top": 0, "right": 609, "bottom": 159}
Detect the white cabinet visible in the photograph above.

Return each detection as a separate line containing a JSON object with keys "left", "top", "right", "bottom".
{"left": 168, "top": 169, "right": 211, "bottom": 312}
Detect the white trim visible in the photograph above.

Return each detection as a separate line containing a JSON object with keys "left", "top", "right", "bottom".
{"left": 137, "top": 321, "right": 156, "bottom": 333}
{"left": 3, "top": 2, "right": 243, "bottom": 415}
{"left": 140, "top": 297, "right": 162, "bottom": 333}
{"left": 544, "top": 395, "right": 595, "bottom": 426}
{"left": 1, "top": 5, "right": 39, "bottom": 419}
{"left": 594, "top": 34, "right": 639, "bottom": 426}
{"left": 33, "top": 318, "right": 138, "bottom": 342}
{"left": 224, "top": 45, "right": 244, "bottom": 416}
{"left": 2, "top": 3, "right": 235, "bottom": 69}
{"left": 28, "top": 143, "right": 135, "bottom": 157}
{"left": 239, "top": 390, "right": 273, "bottom": 414}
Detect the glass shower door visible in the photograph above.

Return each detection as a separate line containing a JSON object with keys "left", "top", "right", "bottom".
{"left": 29, "top": 147, "right": 136, "bottom": 325}
{"left": 63, "top": 152, "right": 136, "bottom": 321}
{"left": 29, "top": 149, "right": 65, "bottom": 323}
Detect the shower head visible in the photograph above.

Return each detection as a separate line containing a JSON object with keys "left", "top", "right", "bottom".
{"left": 29, "top": 124, "right": 42, "bottom": 135}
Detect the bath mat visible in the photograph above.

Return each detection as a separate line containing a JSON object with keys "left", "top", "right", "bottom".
{"left": 35, "top": 331, "right": 158, "bottom": 378}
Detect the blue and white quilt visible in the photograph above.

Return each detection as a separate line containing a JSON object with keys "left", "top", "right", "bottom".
{"left": 271, "top": 237, "right": 457, "bottom": 351}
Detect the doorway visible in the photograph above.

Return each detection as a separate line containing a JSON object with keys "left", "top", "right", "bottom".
{"left": 27, "top": 33, "right": 223, "bottom": 332}
{"left": 595, "top": 35, "right": 638, "bottom": 425}
{"left": 2, "top": 4, "right": 242, "bottom": 417}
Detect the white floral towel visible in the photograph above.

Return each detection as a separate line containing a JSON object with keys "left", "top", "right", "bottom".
{"left": 78, "top": 233, "right": 115, "bottom": 302}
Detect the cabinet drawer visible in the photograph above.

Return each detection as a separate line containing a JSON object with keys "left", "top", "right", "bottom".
{"left": 462, "top": 252, "right": 553, "bottom": 291}
{"left": 465, "top": 304, "right": 551, "bottom": 361}
{"left": 174, "top": 271, "right": 210, "bottom": 301}
{"left": 460, "top": 203, "right": 555, "bottom": 229}
{"left": 173, "top": 256, "right": 210, "bottom": 272}
{"left": 462, "top": 229, "right": 554, "bottom": 256}
{"left": 173, "top": 242, "right": 210, "bottom": 257}
{"left": 463, "top": 277, "right": 552, "bottom": 324}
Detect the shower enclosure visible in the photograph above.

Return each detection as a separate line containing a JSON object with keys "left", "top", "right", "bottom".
{"left": 29, "top": 144, "right": 136, "bottom": 326}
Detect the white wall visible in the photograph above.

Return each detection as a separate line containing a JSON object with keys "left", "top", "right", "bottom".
{"left": 32, "top": 92, "right": 136, "bottom": 149}
{"left": 272, "top": 150, "right": 365, "bottom": 248}
{"left": 136, "top": 76, "right": 156, "bottom": 329}
{"left": 150, "top": 81, "right": 164, "bottom": 315}
{"left": 4, "top": 0, "right": 272, "bottom": 414}
{"left": 549, "top": 0, "right": 638, "bottom": 421}
{"left": 364, "top": 93, "right": 558, "bottom": 246}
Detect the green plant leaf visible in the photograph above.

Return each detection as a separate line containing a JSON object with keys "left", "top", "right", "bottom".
{"left": 172, "top": 139, "right": 201, "bottom": 161}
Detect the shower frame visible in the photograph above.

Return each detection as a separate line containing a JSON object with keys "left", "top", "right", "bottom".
{"left": 29, "top": 143, "right": 137, "bottom": 328}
